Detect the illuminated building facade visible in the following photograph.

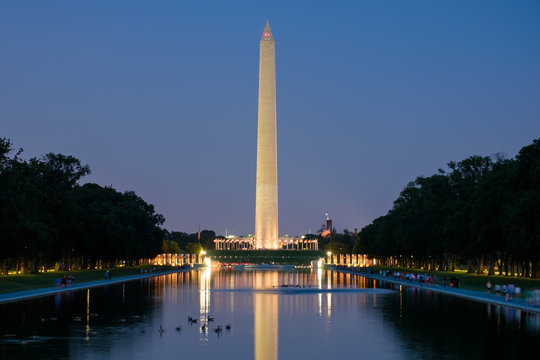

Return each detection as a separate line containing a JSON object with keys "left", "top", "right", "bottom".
{"left": 214, "top": 236, "right": 318, "bottom": 250}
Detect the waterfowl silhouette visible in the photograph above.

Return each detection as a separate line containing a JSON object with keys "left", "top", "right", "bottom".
{"left": 225, "top": 324, "right": 231, "bottom": 330}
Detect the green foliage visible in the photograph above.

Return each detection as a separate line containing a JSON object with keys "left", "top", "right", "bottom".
{"left": 355, "top": 139, "right": 540, "bottom": 278}
{"left": 323, "top": 241, "right": 349, "bottom": 254}
{"left": 199, "top": 230, "right": 216, "bottom": 249}
{"left": 162, "top": 240, "right": 181, "bottom": 253}
{"left": 163, "top": 229, "right": 216, "bottom": 251}
{"left": 318, "top": 233, "right": 357, "bottom": 254}
{"left": 185, "top": 242, "right": 203, "bottom": 254}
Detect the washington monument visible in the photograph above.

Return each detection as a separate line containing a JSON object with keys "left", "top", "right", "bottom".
{"left": 255, "top": 21, "right": 279, "bottom": 249}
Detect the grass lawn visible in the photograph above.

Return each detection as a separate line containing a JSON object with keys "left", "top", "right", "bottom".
{"left": 0, "top": 265, "right": 172, "bottom": 295}
{"left": 369, "top": 265, "right": 540, "bottom": 292}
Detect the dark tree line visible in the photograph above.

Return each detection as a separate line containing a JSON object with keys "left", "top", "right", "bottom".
{"left": 0, "top": 138, "right": 165, "bottom": 274}
{"left": 163, "top": 230, "right": 216, "bottom": 253}
{"left": 354, "top": 139, "right": 540, "bottom": 278}
{"left": 305, "top": 230, "right": 358, "bottom": 254}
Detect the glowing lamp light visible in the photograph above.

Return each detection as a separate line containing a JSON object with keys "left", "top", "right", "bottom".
{"left": 200, "top": 250, "right": 207, "bottom": 255}
{"left": 327, "top": 251, "right": 332, "bottom": 256}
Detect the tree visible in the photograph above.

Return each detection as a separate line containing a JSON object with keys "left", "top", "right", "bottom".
{"left": 0, "top": 138, "right": 166, "bottom": 273}
{"left": 353, "top": 139, "right": 540, "bottom": 277}
{"left": 199, "top": 230, "right": 216, "bottom": 249}
{"left": 185, "top": 242, "right": 203, "bottom": 254}
{"left": 162, "top": 240, "right": 181, "bottom": 253}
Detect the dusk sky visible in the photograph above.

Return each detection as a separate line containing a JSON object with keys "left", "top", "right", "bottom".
{"left": 2, "top": 1, "right": 539, "bottom": 236}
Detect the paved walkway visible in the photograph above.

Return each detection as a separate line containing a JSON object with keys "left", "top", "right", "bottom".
{"left": 335, "top": 268, "right": 540, "bottom": 315}
{"left": 0, "top": 269, "right": 191, "bottom": 305}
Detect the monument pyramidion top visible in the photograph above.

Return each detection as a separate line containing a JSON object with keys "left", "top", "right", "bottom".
{"left": 260, "top": 20, "right": 274, "bottom": 42}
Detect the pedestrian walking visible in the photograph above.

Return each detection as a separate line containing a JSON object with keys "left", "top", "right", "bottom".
{"left": 508, "top": 284, "right": 515, "bottom": 299}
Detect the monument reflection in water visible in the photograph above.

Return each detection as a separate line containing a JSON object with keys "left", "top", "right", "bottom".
{"left": 198, "top": 268, "right": 338, "bottom": 360}
{"left": 254, "top": 271, "right": 278, "bottom": 360}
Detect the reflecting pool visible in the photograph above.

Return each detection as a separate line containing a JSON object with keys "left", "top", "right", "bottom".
{"left": 1, "top": 269, "right": 539, "bottom": 359}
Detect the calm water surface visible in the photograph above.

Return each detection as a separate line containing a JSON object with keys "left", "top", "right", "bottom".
{"left": 1, "top": 269, "right": 539, "bottom": 359}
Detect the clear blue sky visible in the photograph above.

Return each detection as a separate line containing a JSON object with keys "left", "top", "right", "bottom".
{"left": 2, "top": 1, "right": 539, "bottom": 236}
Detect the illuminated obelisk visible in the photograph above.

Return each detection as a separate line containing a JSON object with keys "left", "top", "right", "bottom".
{"left": 255, "top": 21, "right": 279, "bottom": 249}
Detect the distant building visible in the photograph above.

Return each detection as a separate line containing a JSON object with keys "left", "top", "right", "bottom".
{"left": 214, "top": 236, "right": 318, "bottom": 250}
{"left": 318, "top": 213, "right": 334, "bottom": 238}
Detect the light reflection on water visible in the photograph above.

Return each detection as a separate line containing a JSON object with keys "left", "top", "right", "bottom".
{"left": 254, "top": 271, "right": 278, "bottom": 360}
{"left": 1, "top": 269, "right": 539, "bottom": 360}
